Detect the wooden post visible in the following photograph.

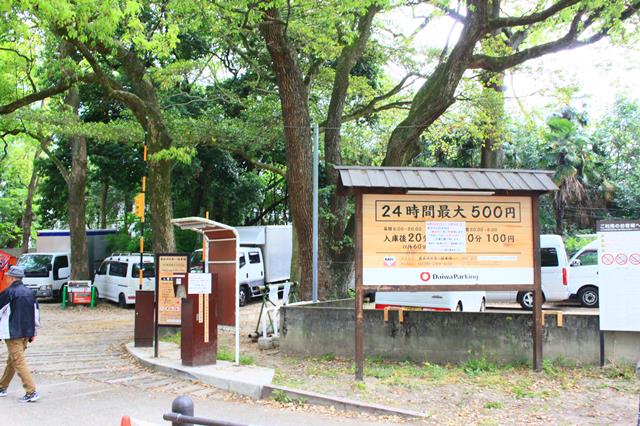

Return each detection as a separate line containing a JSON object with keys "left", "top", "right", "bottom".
{"left": 355, "top": 191, "right": 364, "bottom": 381}
{"left": 531, "top": 195, "right": 543, "bottom": 371}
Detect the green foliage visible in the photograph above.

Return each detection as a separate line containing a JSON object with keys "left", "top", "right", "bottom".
{"left": 483, "top": 401, "right": 503, "bottom": 410}
{"left": 462, "top": 357, "right": 498, "bottom": 376}
{"left": 0, "top": 137, "right": 38, "bottom": 247}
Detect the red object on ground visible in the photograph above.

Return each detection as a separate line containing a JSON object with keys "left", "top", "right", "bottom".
{"left": 120, "top": 415, "right": 132, "bottom": 426}
{"left": 0, "top": 250, "right": 18, "bottom": 292}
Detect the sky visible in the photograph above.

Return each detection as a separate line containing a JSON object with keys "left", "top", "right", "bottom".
{"left": 382, "top": 4, "right": 640, "bottom": 121}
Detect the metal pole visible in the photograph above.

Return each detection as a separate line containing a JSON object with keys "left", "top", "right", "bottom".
{"left": 354, "top": 191, "right": 364, "bottom": 381}
{"left": 312, "top": 123, "right": 319, "bottom": 303}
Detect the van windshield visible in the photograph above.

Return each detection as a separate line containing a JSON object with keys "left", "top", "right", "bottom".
{"left": 18, "top": 255, "right": 53, "bottom": 277}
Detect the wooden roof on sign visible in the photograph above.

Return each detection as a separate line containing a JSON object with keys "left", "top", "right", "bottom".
{"left": 171, "top": 217, "right": 238, "bottom": 240}
{"left": 336, "top": 166, "right": 557, "bottom": 194}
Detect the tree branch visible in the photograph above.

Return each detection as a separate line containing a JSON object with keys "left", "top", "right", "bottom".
{"left": 488, "top": 0, "right": 580, "bottom": 29}
{"left": 331, "top": 74, "right": 416, "bottom": 125}
{"left": 0, "top": 76, "right": 92, "bottom": 115}
{"left": 228, "top": 147, "right": 286, "bottom": 177}
{"left": 469, "top": 10, "right": 587, "bottom": 72}
{"left": 340, "top": 100, "right": 412, "bottom": 124}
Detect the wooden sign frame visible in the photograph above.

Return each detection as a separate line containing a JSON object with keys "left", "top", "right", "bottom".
{"left": 154, "top": 252, "right": 190, "bottom": 358}
{"left": 353, "top": 190, "right": 543, "bottom": 380}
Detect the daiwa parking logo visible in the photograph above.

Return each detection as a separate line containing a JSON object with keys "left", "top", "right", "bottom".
{"left": 420, "top": 272, "right": 431, "bottom": 282}
{"left": 421, "top": 271, "right": 479, "bottom": 282}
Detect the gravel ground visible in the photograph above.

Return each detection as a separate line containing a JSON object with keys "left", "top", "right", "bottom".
{"left": 219, "top": 301, "right": 640, "bottom": 425}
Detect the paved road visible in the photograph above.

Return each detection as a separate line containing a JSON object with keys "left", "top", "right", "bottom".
{"left": 0, "top": 302, "right": 402, "bottom": 426}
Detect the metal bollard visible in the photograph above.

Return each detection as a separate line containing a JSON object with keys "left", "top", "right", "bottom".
{"left": 171, "top": 396, "right": 194, "bottom": 426}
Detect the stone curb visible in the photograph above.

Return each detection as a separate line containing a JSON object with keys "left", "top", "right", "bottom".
{"left": 261, "top": 385, "right": 427, "bottom": 420}
{"left": 126, "top": 343, "right": 426, "bottom": 419}
{"left": 125, "top": 343, "right": 265, "bottom": 399}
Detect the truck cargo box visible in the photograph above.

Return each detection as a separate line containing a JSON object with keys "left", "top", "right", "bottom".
{"left": 236, "top": 225, "right": 292, "bottom": 283}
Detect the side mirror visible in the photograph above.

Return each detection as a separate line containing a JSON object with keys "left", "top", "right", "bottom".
{"left": 58, "top": 266, "right": 70, "bottom": 279}
{"left": 47, "top": 263, "right": 53, "bottom": 271}
{"left": 570, "top": 259, "right": 581, "bottom": 267}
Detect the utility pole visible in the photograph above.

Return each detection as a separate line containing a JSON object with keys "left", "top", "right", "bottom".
{"left": 312, "top": 123, "right": 319, "bottom": 303}
{"left": 133, "top": 134, "right": 148, "bottom": 290}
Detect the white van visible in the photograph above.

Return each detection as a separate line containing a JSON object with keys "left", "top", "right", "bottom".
{"left": 568, "top": 240, "right": 599, "bottom": 307}
{"left": 486, "top": 234, "right": 571, "bottom": 310}
{"left": 375, "top": 291, "right": 486, "bottom": 312}
{"left": 93, "top": 253, "right": 155, "bottom": 307}
{"left": 18, "top": 252, "right": 71, "bottom": 300}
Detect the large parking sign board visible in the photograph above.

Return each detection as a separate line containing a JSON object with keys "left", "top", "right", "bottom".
{"left": 597, "top": 220, "right": 640, "bottom": 332}
{"left": 362, "top": 194, "right": 534, "bottom": 286}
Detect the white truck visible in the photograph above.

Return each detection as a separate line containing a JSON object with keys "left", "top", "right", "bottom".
{"left": 17, "top": 229, "right": 116, "bottom": 300}
{"left": 191, "top": 225, "right": 293, "bottom": 306}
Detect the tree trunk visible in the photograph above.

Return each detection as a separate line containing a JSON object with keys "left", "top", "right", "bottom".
{"left": 479, "top": 72, "right": 506, "bottom": 169}
{"left": 20, "top": 148, "right": 41, "bottom": 253}
{"left": 117, "top": 49, "right": 176, "bottom": 253}
{"left": 323, "top": 6, "right": 378, "bottom": 296}
{"left": 65, "top": 85, "right": 90, "bottom": 280}
{"left": 260, "top": 9, "right": 321, "bottom": 299}
{"left": 100, "top": 181, "right": 108, "bottom": 229}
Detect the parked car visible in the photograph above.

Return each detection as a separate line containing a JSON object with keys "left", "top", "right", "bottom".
{"left": 93, "top": 253, "right": 155, "bottom": 307}
{"left": 17, "top": 252, "right": 70, "bottom": 300}
{"left": 568, "top": 240, "right": 599, "bottom": 307}
{"left": 486, "top": 234, "right": 571, "bottom": 310}
{"left": 375, "top": 291, "right": 486, "bottom": 312}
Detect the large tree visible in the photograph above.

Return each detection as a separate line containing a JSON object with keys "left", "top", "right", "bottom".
{"left": 383, "top": 0, "right": 640, "bottom": 167}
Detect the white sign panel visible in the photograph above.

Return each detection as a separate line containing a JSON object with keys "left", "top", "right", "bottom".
{"left": 597, "top": 220, "right": 640, "bottom": 332}
{"left": 425, "top": 221, "right": 467, "bottom": 253}
{"left": 188, "top": 273, "right": 212, "bottom": 295}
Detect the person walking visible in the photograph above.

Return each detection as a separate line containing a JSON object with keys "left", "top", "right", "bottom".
{"left": 0, "top": 265, "right": 40, "bottom": 402}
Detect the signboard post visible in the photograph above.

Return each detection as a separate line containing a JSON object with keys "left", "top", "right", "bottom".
{"left": 337, "top": 166, "right": 555, "bottom": 380}
{"left": 597, "top": 220, "right": 640, "bottom": 333}
{"left": 353, "top": 190, "right": 544, "bottom": 379}
{"left": 154, "top": 253, "right": 189, "bottom": 357}
{"left": 181, "top": 273, "right": 218, "bottom": 366}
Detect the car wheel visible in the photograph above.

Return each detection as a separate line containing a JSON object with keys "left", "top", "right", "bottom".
{"left": 578, "top": 286, "right": 599, "bottom": 308}
{"left": 518, "top": 291, "right": 534, "bottom": 310}
{"left": 118, "top": 293, "right": 127, "bottom": 308}
{"left": 239, "top": 286, "right": 251, "bottom": 307}
{"left": 455, "top": 302, "right": 463, "bottom": 312}
{"left": 479, "top": 298, "right": 486, "bottom": 312}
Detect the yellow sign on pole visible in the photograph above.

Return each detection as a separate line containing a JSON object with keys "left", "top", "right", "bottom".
{"left": 133, "top": 192, "right": 145, "bottom": 221}
{"left": 362, "top": 194, "right": 534, "bottom": 286}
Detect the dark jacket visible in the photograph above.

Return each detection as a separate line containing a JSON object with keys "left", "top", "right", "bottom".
{"left": 0, "top": 279, "right": 40, "bottom": 339}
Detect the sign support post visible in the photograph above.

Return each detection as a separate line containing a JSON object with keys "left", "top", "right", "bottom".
{"left": 531, "top": 195, "right": 543, "bottom": 371}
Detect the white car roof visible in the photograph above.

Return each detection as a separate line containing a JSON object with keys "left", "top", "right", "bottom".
{"left": 107, "top": 255, "right": 154, "bottom": 262}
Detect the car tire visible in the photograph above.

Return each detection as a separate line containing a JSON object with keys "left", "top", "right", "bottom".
{"left": 578, "top": 286, "right": 599, "bottom": 308}
{"left": 518, "top": 291, "right": 545, "bottom": 310}
{"left": 118, "top": 293, "right": 127, "bottom": 308}
{"left": 239, "top": 286, "right": 251, "bottom": 307}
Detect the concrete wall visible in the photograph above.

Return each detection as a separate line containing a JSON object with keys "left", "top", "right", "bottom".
{"left": 280, "top": 300, "right": 640, "bottom": 366}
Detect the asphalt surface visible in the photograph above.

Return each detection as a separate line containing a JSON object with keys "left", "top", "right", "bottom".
{"left": 0, "top": 302, "right": 402, "bottom": 426}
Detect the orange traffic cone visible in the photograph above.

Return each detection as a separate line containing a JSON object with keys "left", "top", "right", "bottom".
{"left": 120, "top": 416, "right": 132, "bottom": 426}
